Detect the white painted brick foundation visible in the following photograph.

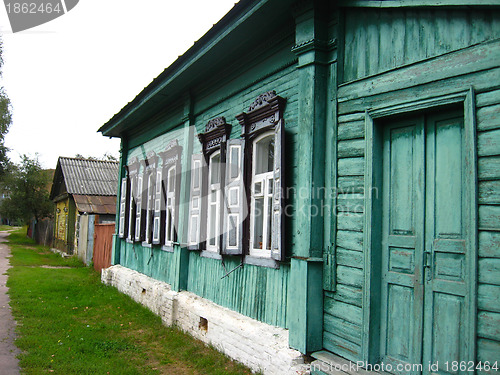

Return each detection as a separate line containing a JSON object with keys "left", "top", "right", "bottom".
{"left": 101, "top": 265, "right": 310, "bottom": 375}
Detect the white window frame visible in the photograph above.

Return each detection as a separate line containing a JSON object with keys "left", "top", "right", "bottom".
{"left": 134, "top": 174, "right": 143, "bottom": 242}
{"left": 152, "top": 169, "right": 162, "bottom": 243}
{"left": 144, "top": 172, "right": 154, "bottom": 244}
{"left": 127, "top": 175, "right": 136, "bottom": 241}
{"left": 188, "top": 157, "right": 202, "bottom": 247}
{"left": 118, "top": 178, "right": 127, "bottom": 237}
{"left": 164, "top": 165, "right": 177, "bottom": 246}
{"left": 249, "top": 132, "right": 274, "bottom": 258}
{"left": 206, "top": 150, "right": 221, "bottom": 252}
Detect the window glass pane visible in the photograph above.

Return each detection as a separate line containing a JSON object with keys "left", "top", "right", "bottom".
{"left": 254, "top": 181, "right": 262, "bottom": 195}
{"left": 168, "top": 167, "right": 176, "bottom": 191}
{"left": 156, "top": 171, "right": 162, "bottom": 193}
{"left": 210, "top": 153, "right": 221, "bottom": 184}
{"left": 255, "top": 136, "right": 274, "bottom": 175}
{"left": 166, "top": 208, "right": 172, "bottom": 241}
{"left": 153, "top": 217, "right": 159, "bottom": 240}
{"left": 266, "top": 196, "right": 272, "bottom": 250}
{"left": 253, "top": 197, "right": 264, "bottom": 249}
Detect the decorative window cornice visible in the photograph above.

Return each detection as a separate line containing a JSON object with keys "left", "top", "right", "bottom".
{"left": 236, "top": 91, "right": 286, "bottom": 140}
{"left": 144, "top": 151, "right": 158, "bottom": 172}
{"left": 126, "top": 156, "right": 140, "bottom": 175}
{"left": 159, "top": 139, "right": 182, "bottom": 168}
{"left": 198, "top": 116, "right": 232, "bottom": 157}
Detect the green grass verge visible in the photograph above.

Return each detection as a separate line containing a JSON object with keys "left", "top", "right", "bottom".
{"left": 0, "top": 225, "right": 19, "bottom": 231}
{"left": 6, "top": 229, "right": 252, "bottom": 375}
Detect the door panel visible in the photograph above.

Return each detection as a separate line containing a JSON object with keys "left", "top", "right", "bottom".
{"left": 380, "top": 112, "right": 471, "bottom": 375}
{"left": 423, "top": 114, "right": 469, "bottom": 375}
{"left": 381, "top": 119, "right": 425, "bottom": 374}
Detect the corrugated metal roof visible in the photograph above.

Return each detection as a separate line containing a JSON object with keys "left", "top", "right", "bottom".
{"left": 59, "top": 157, "right": 119, "bottom": 196}
{"left": 73, "top": 194, "right": 117, "bottom": 215}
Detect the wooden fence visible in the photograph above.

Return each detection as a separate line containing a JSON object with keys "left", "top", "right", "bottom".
{"left": 93, "top": 223, "right": 114, "bottom": 273}
{"left": 31, "top": 218, "right": 54, "bottom": 247}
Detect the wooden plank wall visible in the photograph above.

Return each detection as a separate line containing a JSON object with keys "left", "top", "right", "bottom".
{"left": 323, "top": 8, "right": 500, "bottom": 362}
{"left": 186, "top": 64, "right": 299, "bottom": 329}
{"left": 343, "top": 8, "right": 500, "bottom": 83}
{"left": 476, "top": 87, "right": 500, "bottom": 363}
{"left": 117, "top": 52, "right": 298, "bottom": 328}
{"left": 188, "top": 255, "right": 290, "bottom": 328}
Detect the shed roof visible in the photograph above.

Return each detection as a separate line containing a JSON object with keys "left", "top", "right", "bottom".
{"left": 73, "top": 194, "right": 117, "bottom": 215}
{"left": 50, "top": 157, "right": 119, "bottom": 200}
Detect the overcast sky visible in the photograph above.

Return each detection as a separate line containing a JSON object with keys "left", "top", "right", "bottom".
{"left": 0, "top": 0, "right": 237, "bottom": 169}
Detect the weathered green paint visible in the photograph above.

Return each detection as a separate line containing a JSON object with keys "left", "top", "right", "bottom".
{"left": 100, "top": 0, "right": 500, "bottom": 368}
{"left": 288, "top": 257, "right": 323, "bottom": 353}
{"left": 292, "top": 1, "right": 329, "bottom": 259}
{"left": 343, "top": 8, "right": 500, "bottom": 83}
{"left": 187, "top": 253, "right": 290, "bottom": 328}
{"left": 119, "top": 242, "right": 178, "bottom": 286}
{"left": 377, "top": 112, "right": 475, "bottom": 373}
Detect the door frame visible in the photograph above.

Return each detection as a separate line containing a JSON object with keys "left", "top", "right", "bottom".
{"left": 361, "top": 89, "right": 478, "bottom": 365}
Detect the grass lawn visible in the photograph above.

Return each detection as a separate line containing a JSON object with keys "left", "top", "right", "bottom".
{"left": 0, "top": 225, "right": 19, "bottom": 231}
{"left": 6, "top": 229, "right": 252, "bottom": 375}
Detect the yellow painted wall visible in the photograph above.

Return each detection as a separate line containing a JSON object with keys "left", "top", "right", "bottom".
{"left": 55, "top": 199, "right": 69, "bottom": 241}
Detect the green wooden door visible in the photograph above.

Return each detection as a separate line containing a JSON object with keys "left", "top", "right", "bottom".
{"left": 380, "top": 111, "right": 472, "bottom": 374}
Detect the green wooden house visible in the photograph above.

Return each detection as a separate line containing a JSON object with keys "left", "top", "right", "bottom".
{"left": 99, "top": 1, "right": 500, "bottom": 373}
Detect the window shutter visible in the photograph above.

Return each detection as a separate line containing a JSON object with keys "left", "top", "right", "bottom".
{"left": 145, "top": 172, "right": 155, "bottom": 244}
{"left": 173, "top": 157, "right": 182, "bottom": 243}
{"left": 127, "top": 174, "right": 137, "bottom": 241}
{"left": 134, "top": 173, "right": 144, "bottom": 242}
{"left": 222, "top": 138, "right": 246, "bottom": 255}
{"left": 152, "top": 169, "right": 163, "bottom": 245}
{"left": 118, "top": 177, "right": 128, "bottom": 238}
{"left": 187, "top": 153, "right": 207, "bottom": 250}
{"left": 271, "top": 120, "right": 285, "bottom": 261}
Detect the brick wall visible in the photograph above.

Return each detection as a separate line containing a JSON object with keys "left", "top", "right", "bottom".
{"left": 101, "top": 265, "right": 309, "bottom": 374}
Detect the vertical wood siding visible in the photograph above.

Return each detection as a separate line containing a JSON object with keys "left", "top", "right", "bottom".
{"left": 343, "top": 9, "right": 500, "bottom": 83}
{"left": 187, "top": 253, "right": 290, "bottom": 328}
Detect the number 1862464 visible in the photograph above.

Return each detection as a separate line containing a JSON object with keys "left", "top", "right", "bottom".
{"left": 444, "top": 361, "right": 498, "bottom": 372}
{"left": 5, "top": 2, "right": 63, "bottom": 14}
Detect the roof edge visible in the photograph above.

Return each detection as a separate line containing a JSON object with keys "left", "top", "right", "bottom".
{"left": 98, "top": 0, "right": 264, "bottom": 137}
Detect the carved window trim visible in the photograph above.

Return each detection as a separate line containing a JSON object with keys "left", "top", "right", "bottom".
{"left": 125, "top": 157, "right": 140, "bottom": 243}
{"left": 142, "top": 151, "right": 159, "bottom": 246}
{"left": 158, "top": 140, "right": 183, "bottom": 251}
{"left": 187, "top": 117, "right": 231, "bottom": 256}
{"left": 236, "top": 90, "right": 286, "bottom": 266}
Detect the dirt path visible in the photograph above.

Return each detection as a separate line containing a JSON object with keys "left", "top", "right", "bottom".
{"left": 0, "top": 231, "right": 20, "bottom": 375}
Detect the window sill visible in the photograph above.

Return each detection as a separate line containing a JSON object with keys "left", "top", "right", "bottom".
{"left": 200, "top": 250, "right": 222, "bottom": 260}
{"left": 244, "top": 255, "right": 279, "bottom": 269}
{"left": 141, "top": 242, "right": 152, "bottom": 248}
{"left": 161, "top": 245, "right": 174, "bottom": 253}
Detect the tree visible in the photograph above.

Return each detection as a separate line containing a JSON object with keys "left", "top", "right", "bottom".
{"left": 0, "top": 37, "right": 13, "bottom": 176}
{"left": 0, "top": 154, "right": 53, "bottom": 225}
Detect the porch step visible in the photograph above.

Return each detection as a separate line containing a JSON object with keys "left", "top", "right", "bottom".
{"left": 310, "top": 351, "right": 390, "bottom": 375}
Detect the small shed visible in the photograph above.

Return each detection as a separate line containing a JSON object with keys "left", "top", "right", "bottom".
{"left": 49, "top": 157, "right": 119, "bottom": 262}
